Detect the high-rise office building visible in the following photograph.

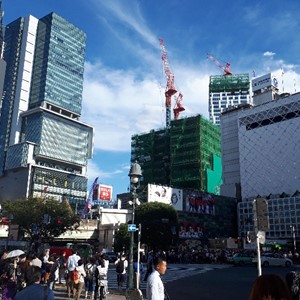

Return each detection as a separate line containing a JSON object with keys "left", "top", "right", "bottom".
{"left": 0, "top": 12, "right": 94, "bottom": 208}
{"left": 0, "top": 0, "right": 6, "bottom": 113}
{"left": 209, "top": 74, "right": 251, "bottom": 125}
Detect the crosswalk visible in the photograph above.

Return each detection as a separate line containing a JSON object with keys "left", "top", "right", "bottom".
{"left": 105, "top": 263, "right": 230, "bottom": 290}
{"left": 53, "top": 264, "right": 230, "bottom": 299}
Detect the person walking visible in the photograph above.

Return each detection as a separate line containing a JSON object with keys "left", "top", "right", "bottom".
{"left": 115, "top": 254, "right": 128, "bottom": 290}
{"left": 147, "top": 257, "right": 169, "bottom": 300}
{"left": 58, "top": 251, "right": 67, "bottom": 284}
{"left": 144, "top": 250, "right": 153, "bottom": 281}
{"left": 14, "top": 265, "right": 54, "bottom": 300}
{"left": 73, "top": 259, "right": 86, "bottom": 300}
{"left": 1, "top": 257, "right": 17, "bottom": 300}
{"left": 84, "top": 256, "right": 97, "bottom": 299}
{"left": 67, "top": 250, "right": 81, "bottom": 298}
{"left": 47, "top": 255, "right": 60, "bottom": 290}
{"left": 94, "top": 256, "right": 108, "bottom": 300}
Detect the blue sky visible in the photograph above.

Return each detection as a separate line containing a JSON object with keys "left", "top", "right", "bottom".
{"left": 4, "top": 0, "right": 300, "bottom": 198}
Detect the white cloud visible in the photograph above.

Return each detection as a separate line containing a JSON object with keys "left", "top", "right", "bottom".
{"left": 81, "top": 60, "right": 211, "bottom": 153}
{"left": 263, "top": 51, "right": 276, "bottom": 57}
{"left": 92, "top": 0, "right": 158, "bottom": 48}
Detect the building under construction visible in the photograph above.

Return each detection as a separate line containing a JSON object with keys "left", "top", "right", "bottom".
{"left": 131, "top": 115, "right": 222, "bottom": 194}
{"left": 209, "top": 74, "right": 251, "bottom": 125}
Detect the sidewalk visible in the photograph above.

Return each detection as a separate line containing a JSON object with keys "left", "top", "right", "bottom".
{"left": 106, "top": 289, "right": 126, "bottom": 300}
{"left": 106, "top": 288, "right": 144, "bottom": 300}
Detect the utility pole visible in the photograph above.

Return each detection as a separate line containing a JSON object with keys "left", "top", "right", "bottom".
{"left": 253, "top": 197, "right": 269, "bottom": 276}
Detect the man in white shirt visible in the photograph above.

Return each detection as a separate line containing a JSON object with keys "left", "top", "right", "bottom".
{"left": 66, "top": 251, "right": 81, "bottom": 298}
{"left": 147, "top": 257, "right": 168, "bottom": 300}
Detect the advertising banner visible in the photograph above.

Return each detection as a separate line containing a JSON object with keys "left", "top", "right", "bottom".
{"left": 184, "top": 191, "right": 215, "bottom": 215}
{"left": 147, "top": 184, "right": 183, "bottom": 211}
{"left": 92, "top": 184, "right": 113, "bottom": 201}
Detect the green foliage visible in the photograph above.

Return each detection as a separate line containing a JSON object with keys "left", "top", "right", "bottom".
{"left": 113, "top": 223, "right": 130, "bottom": 253}
{"left": 2, "top": 197, "right": 80, "bottom": 242}
{"left": 135, "top": 202, "right": 179, "bottom": 251}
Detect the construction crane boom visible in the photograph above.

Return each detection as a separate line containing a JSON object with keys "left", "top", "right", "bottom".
{"left": 159, "top": 38, "right": 184, "bottom": 127}
{"left": 173, "top": 92, "right": 184, "bottom": 120}
{"left": 207, "top": 53, "right": 232, "bottom": 75}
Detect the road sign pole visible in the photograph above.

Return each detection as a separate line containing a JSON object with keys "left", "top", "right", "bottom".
{"left": 253, "top": 198, "right": 269, "bottom": 277}
{"left": 256, "top": 233, "right": 262, "bottom": 276}
{"left": 137, "top": 224, "right": 141, "bottom": 289}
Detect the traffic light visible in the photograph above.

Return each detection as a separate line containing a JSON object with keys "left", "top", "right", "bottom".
{"left": 57, "top": 218, "right": 61, "bottom": 225}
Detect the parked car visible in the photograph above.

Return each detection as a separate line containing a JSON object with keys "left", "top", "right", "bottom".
{"left": 229, "top": 253, "right": 254, "bottom": 265}
{"left": 252, "top": 253, "right": 293, "bottom": 267}
{"left": 104, "top": 251, "right": 117, "bottom": 263}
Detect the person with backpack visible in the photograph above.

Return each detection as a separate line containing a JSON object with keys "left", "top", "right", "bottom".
{"left": 73, "top": 259, "right": 86, "bottom": 300}
{"left": 114, "top": 254, "right": 128, "bottom": 290}
{"left": 84, "top": 256, "right": 97, "bottom": 300}
{"left": 94, "top": 256, "right": 108, "bottom": 300}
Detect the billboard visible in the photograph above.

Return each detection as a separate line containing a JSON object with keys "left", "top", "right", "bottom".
{"left": 92, "top": 184, "right": 113, "bottom": 201}
{"left": 252, "top": 73, "right": 278, "bottom": 92}
{"left": 179, "top": 222, "right": 204, "bottom": 239}
{"left": 147, "top": 184, "right": 183, "bottom": 211}
{"left": 184, "top": 191, "right": 215, "bottom": 215}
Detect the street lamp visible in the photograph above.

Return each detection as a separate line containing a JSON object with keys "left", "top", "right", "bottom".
{"left": 290, "top": 225, "right": 296, "bottom": 254}
{"left": 127, "top": 161, "right": 142, "bottom": 290}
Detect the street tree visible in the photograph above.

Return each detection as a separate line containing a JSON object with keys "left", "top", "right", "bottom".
{"left": 113, "top": 223, "right": 130, "bottom": 253}
{"left": 135, "top": 202, "right": 178, "bottom": 251}
{"left": 1, "top": 197, "right": 80, "bottom": 242}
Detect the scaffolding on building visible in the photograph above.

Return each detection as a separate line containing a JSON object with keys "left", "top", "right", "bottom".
{"left": 209, "top": 73, "right": 250, "bottom": 93}
{"left": 131, "top": 115, "right": 222, "bottom": 194}
{"left": 170, "top": 115, "right": 221, "bottom": 191}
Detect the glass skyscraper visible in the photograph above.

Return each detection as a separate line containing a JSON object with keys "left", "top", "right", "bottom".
{"left": 0, "top": 12, "right": 94, "bottom": 208}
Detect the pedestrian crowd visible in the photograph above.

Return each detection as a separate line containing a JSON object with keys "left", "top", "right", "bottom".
{"left": 0, "top": 248, "right": 117, "bottom": 300}
{"left": 3, "top": 246, "right": 300, "bottom": 300}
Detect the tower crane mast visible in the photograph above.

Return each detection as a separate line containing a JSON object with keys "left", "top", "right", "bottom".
{"left": 159, "top": 38, "right": 185, "bottom": 127}
{"left": 207, "top": 53, "right": 232, "bottom": 75}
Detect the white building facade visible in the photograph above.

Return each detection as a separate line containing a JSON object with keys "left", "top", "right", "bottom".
{"left": 221, "top": 73, "right": 300, "bottom": 241}
{"left": 209, "top": 74, "right": 251, "bottom": 126}
{"left": 221, "top": 74, "right": 300, "bottom": 200}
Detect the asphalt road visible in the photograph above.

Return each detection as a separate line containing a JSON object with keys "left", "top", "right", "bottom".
{"left": 165, "top": 265, "right": 296, "bottom": 300}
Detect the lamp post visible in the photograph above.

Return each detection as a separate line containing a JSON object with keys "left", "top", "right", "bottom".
{"left": 127, "top": 161, "right": 142, "bottom": 290}
{"left": 291, "top": 225, "right": 296, "bottom": 254}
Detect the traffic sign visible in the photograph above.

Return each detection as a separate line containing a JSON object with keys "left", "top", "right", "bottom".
{"left": 128, "top": 224, "right": 137, "bottom": 232}
{"left": 253, "top": 197, "right": 269, "bottom": 232}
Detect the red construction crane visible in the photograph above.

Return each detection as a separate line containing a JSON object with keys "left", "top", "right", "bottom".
{"left": 159, "top": 38, "right": 185, "bottom": 127}
{"left": 207, "top": 53, "right": 232, "bottom": 75}
{"left": 173, "top": 92, "right": 185, "bottom": 120}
